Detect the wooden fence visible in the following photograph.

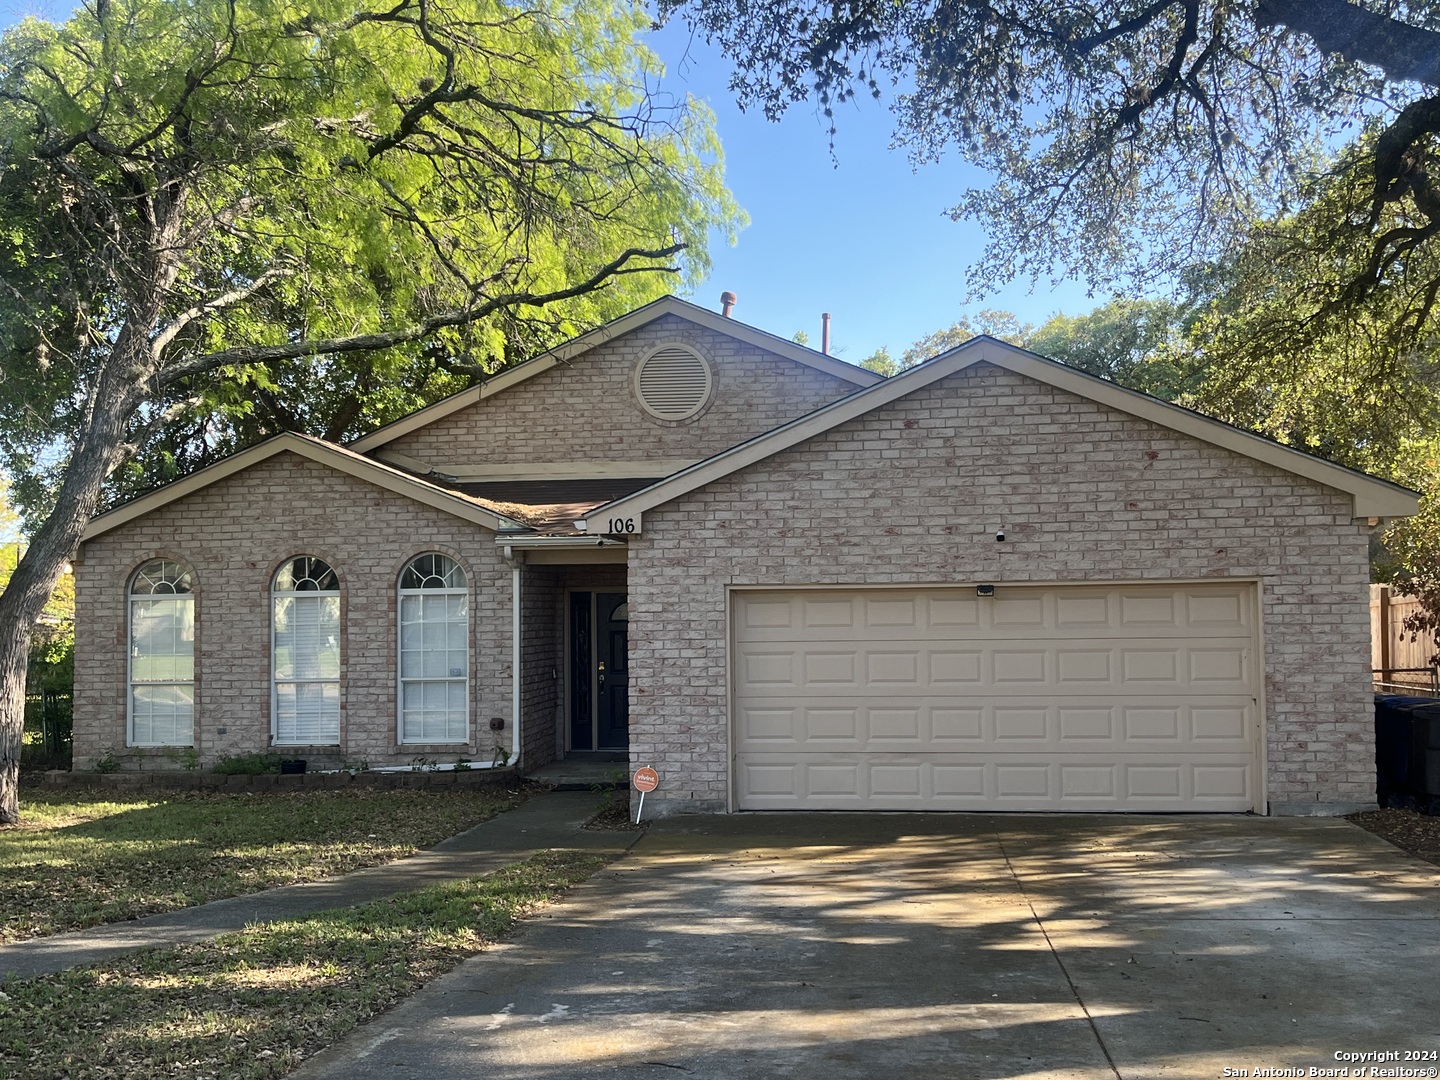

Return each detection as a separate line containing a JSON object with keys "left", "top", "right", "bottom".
{"left": 1371, "top": 584, "right": 1440, "bottom": 693}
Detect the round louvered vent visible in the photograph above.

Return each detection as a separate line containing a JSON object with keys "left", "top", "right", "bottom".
{"left": 635, "top": 344, "right": 713, "bottom": 421}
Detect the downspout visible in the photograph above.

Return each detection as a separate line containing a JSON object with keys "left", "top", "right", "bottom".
{"left": 501, "top": 544, "right": 521, "bottom": 766}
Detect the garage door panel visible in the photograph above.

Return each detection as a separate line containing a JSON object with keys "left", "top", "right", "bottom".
{"left": 733, "top": 585, "right": 1259, "bottom": 812}
{"left": 736, "top": 641, "right": 1251, "bottom": 694}
{"left": 735, "top": 753, "right": 1257, "bottom": 811}
{"left": 736, "top": 585, "right": 1253, "bottom": 641}
{"left": 735, "top": 697, "right": 1257, "bottom": 754}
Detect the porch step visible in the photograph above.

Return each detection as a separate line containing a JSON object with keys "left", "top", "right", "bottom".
{"left": 526, "top": 759, "right": 629, "bottom": 791}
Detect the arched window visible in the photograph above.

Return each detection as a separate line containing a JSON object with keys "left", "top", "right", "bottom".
{"left": 272, "top": 556, "right": 341, "bottom": 745}
{"left": 398, "top": 553, "right": 468, "bottom": 743}
{"left": 128, "top": 559, "right": 195, "bottom": 747}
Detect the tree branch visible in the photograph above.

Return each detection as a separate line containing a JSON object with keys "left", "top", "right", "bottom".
{"left": 155, "top": 244, "right": 682, "bottom": 386}
{"left": 1255, "top": 0, "right": 1440, "bottom": 88}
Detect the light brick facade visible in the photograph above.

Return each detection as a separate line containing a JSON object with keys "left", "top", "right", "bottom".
{"left": 72, "top": 306, "right": 1389, "bottom": 816}
{"left": 626, "top": 364, "right": 1375, "bottom": 816}
{"left": 382, "top": 313, "right": 863, "bottom": 468}
{"left": 74, "top": 453, "right": 513, "bottom": 771}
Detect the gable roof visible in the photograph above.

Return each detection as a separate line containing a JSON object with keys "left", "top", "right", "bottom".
{"left": 578, "top": 336, "right": 1420, "bottom": 529}
{"left": 82, "top": 433, "right": 528, "bottom": 542}
{"left": 348, "top": 295, "right": 883, "bottom": 454}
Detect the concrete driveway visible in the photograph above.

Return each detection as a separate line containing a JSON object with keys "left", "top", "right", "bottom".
{"left": 294, "top": 813, "right": 1440, "bottom": 1079}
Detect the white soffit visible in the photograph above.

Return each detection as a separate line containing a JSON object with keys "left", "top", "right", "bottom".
{"left": 348, "top": 296, "right": 881, "bottom": 453}
{"left": 82, "top": 433, "right": 526, "bottom": 541}
{"left": 579, "top": 337, "right": 1419, "bottom": 528}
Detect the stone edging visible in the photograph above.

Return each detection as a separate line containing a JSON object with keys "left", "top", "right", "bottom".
{"left": 36, "top": 768, "right": 521, "bottom": 792}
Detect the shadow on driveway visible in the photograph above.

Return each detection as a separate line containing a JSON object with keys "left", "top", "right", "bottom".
{"left": 293, "top": 813, "right": 1440, "bottom": 1080}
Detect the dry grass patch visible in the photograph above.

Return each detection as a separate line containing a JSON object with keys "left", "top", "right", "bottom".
{"left": 0, "top": 788, "right": 521, "bottom": 943}
{"left": 0, "top": 849, "right": 611, "bottom": 1080}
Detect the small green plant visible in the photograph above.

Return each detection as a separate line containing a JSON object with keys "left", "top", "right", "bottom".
{"left": 454, "top": 757, "right": 472, "bottom": 771}
{"left": 340, "top": 758, "right": 370, "bottom": 775}
{"left": 212, "top": 752, "right": 283, "bottom": 776}
{"left": 92, "top": 749, "right": 119, "bottom": 773}
{"left": 491, "top": 744, "right": 510, "bottom": 768}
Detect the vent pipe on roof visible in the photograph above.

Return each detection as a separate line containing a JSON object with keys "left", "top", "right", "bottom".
{"left": 821, "top": 312, "right": 831, "bottom": 355}
{"left": 720, "top": 291, "right": 737, "bottom": 318}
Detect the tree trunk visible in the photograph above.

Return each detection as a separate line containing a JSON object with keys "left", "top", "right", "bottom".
{"left": 0, "top": 368, "right": 139, "bottom": 825}
{"left": 0, "top": 611, "right": 31, "bottom": 826}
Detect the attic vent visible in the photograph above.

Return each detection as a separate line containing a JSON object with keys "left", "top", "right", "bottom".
{"left": 635, "top": 344, "right": 713, "bottom": 421}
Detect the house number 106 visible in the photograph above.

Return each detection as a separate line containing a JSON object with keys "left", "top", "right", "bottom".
{"left": 605, "top": 517, "right": 637, "bottom": 534}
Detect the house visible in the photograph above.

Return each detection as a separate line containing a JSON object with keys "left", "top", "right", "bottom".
{"left": 72, "top": 296, "right": 1418, "bottom": 815}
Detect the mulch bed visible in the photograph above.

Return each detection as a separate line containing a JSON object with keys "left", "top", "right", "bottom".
{"left": 1347, "top": 807, "right": 1440, "bottom": 867}
{"left": 583, "top": 789, "right": 649, "bottom": 832}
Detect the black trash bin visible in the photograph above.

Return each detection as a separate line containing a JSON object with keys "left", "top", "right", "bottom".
{"left": 1375, "top": 696, "right": 1430, "bottom": 809}
{"left": 1403, "top": 703, "right": 1440, "bottom": 815}
{"left": 1374, "top": 695, "right": 1440, "bottom": 815}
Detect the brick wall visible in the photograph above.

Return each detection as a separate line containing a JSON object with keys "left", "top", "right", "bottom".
{"left": 380, "top": 313, "right": 865, "bottom": 467}
{"left": 73, "top": 452, "right": 511, "bottom": 771}
{"left": 626, "top": 363, "right": 1374, "bottom": 816}
{"left": 519, "top": 564, "right": 560, "bottom": 770}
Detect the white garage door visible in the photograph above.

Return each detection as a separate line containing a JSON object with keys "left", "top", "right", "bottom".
{"left": 732, "top": 584, "right": 1260, "bottom": 812}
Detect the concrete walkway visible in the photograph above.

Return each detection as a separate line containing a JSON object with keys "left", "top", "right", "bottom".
{"left": 0, "top": 790, "right": 638, "bottom": 983}
{"left": 290, "top": 812, "right": 1440, "bottom": 1080}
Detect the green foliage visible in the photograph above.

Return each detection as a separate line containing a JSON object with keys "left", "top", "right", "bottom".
{"left": 1183, "top": 141, "right": 1440, "bottom": 476}
{"left": 210, "top": 752, "right": 283, "bottom": 776}
{"left": 860, "top": 309, "right": 1032, "bottom": 375}
{"left": 1028, "top": 300, "right": 1197, "bottom": 402}
{"left": 0, "top": 0, "right": 743, "bottom": 520}
{"left": 860, "top": 301, "right": 1191, "bottom": 399}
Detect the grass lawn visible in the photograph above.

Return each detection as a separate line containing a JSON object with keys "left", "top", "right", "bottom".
{"left": 0, "top": 788, "right": 522, "bottom": 943}
{"left": 0, "top": 849, "right": 611, "bottom": 1080}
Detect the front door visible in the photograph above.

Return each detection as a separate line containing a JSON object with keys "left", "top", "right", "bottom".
{"left": 595, "top": 593, "right": 629, "bottom": 751}
{"left": 568, "top": 591, "right": 629, "bottom": 752}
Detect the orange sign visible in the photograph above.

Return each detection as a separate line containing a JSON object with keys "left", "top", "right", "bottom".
{"left": 632, "top": 767, "right": 659, "bottom": 793}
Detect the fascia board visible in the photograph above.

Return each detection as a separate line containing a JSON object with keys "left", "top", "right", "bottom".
{"left": 349, "top": 296, "right": 879, "bottom": 454}
{"left": 581, "top": 336, "right": 1419, "bottom": 527}
{"left": 83, "top": 434, "right": 522, "bottom": 541}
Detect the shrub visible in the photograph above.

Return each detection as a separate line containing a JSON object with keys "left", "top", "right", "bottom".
{"left": 212, "top": 752, "right": 283, "bottom": 775}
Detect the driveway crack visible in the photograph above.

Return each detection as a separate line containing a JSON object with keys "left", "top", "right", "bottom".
{"left": 996, "top": 835, "right": 1123, "bottom": 1080}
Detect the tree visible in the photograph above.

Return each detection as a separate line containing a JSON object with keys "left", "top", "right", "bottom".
{"left": 0, "top": 0, "right": 741, "bottom": 823}
{"left": 660, "top": 1, "right": 1440, "bottom": 359}
{"left": 859, "top": 300, "right": 1189, "bottom": 399}
{"left": 1182, "top": 141, "right": 1440, "bottom": 475}
{"left": 859, "top": 309, "right": 1032, "bottom": 375}
{"left": 1028, "top": 299, "right": 1196, "bottom": 402}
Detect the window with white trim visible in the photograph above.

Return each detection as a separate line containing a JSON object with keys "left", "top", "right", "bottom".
{"left": 398, "top": 553, "right": 468, "bottom": 744}
{"left": 272, "top": 556, "right": 341, "bottom": 745}
{"left": 128, "top": 559, "right": 195, "bottom": 747}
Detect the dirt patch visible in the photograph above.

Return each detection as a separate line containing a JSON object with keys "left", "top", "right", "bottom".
{"left": 1347, "top": 807, "right": 1440, "bottom": 867}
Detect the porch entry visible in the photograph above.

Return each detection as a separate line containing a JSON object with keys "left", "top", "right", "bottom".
{"left": 568, "top": 591, "right": 629, "bottom": 752}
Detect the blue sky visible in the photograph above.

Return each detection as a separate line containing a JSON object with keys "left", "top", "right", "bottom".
{"left": 645, "top": 22, "right": 1102, "bottom": 364}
